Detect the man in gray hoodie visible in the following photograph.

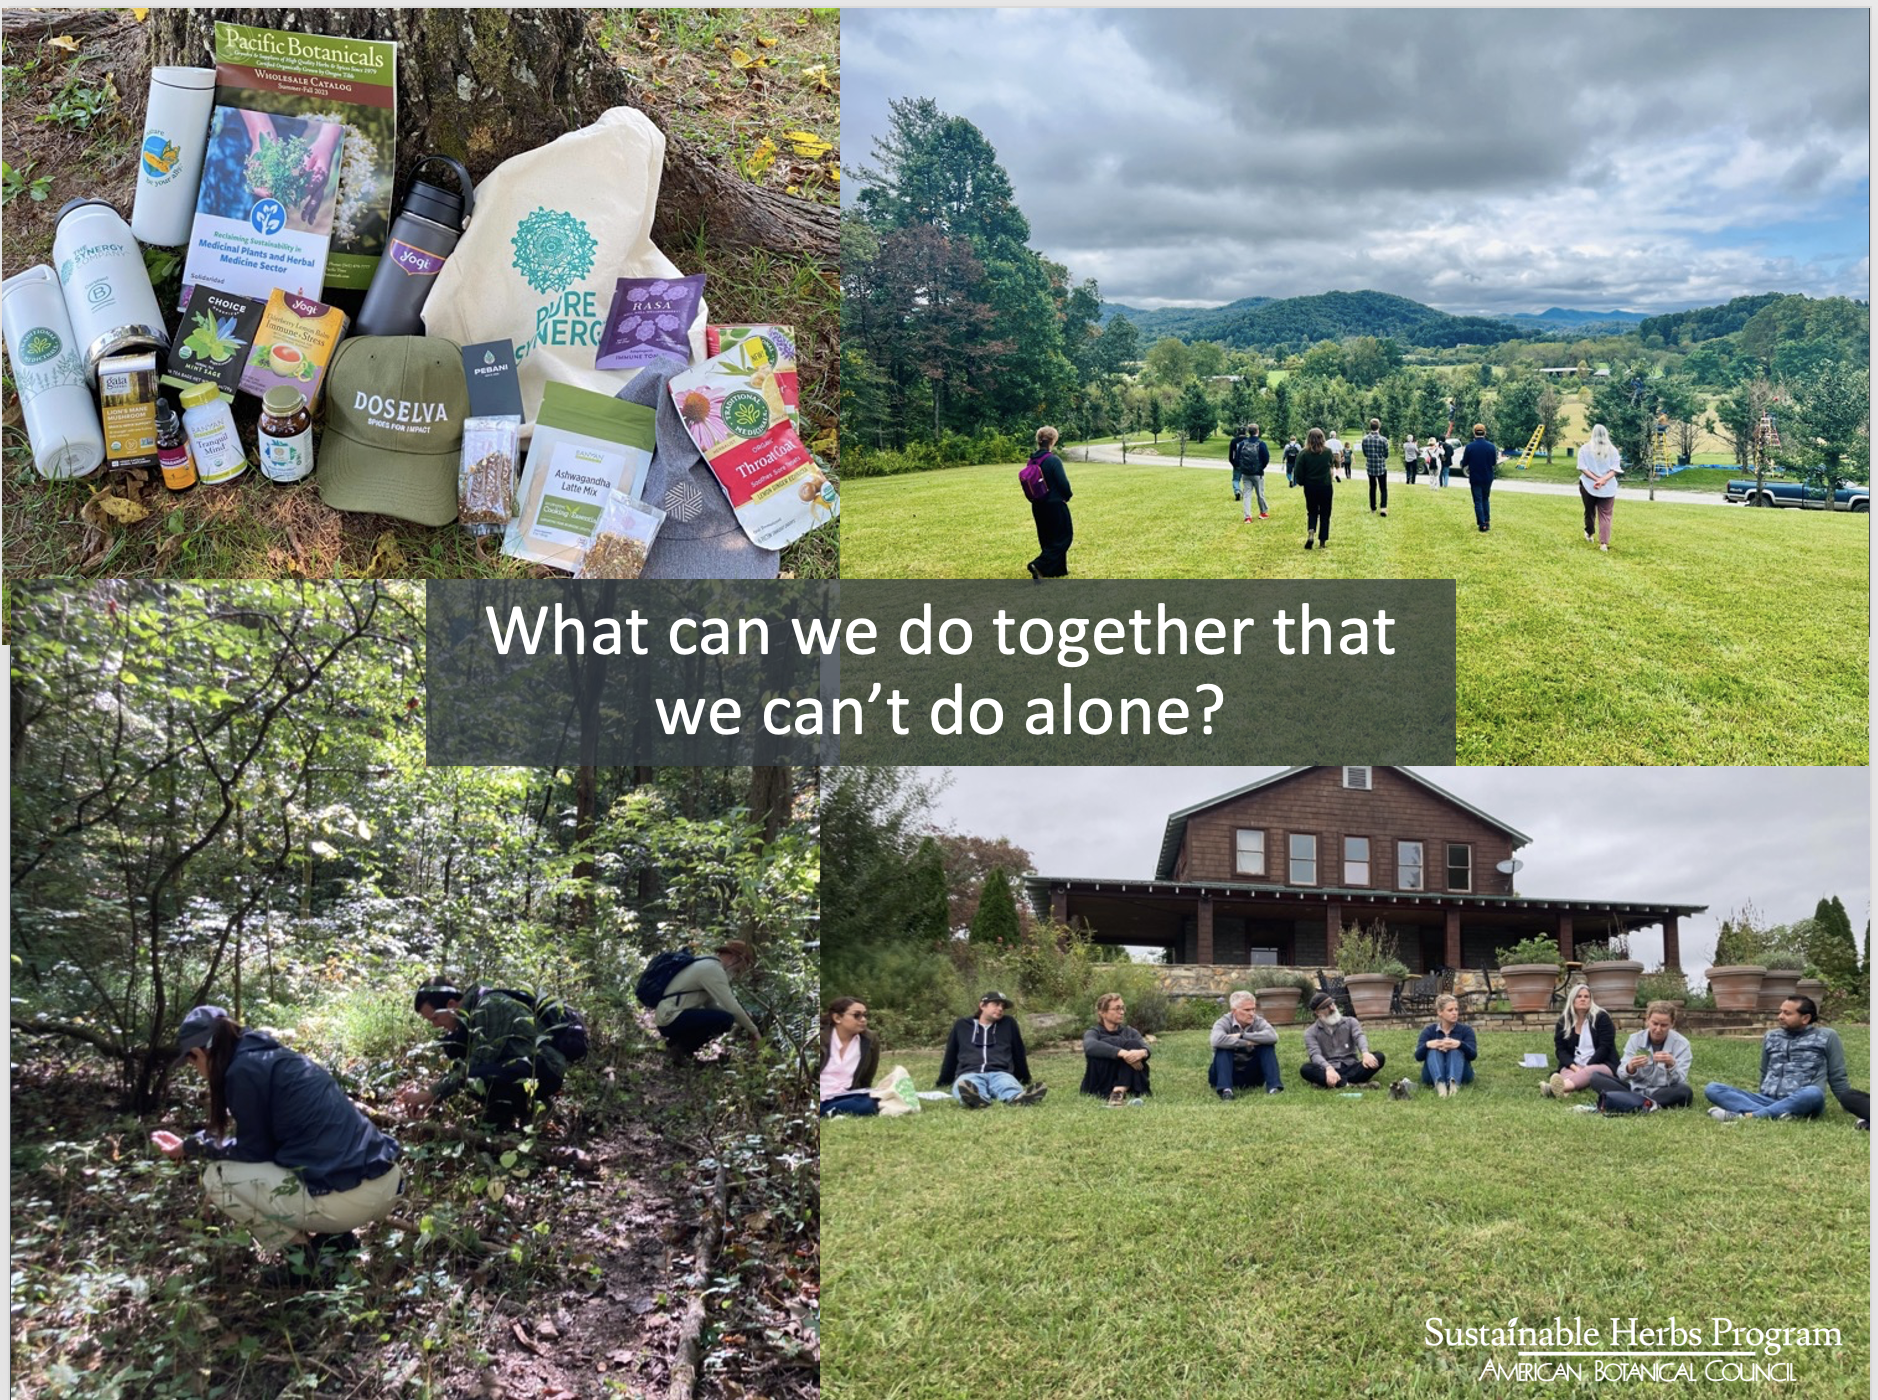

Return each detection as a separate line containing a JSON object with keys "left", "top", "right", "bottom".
{"left": 1301, "top": 991, "right": 1386, "bottom": 1088}
{"left": 1209, "top": 990, "right": 1283, "bottom": 1099}
{"left": 1705, "top": 995, "right": 1850, "bottom": 1121}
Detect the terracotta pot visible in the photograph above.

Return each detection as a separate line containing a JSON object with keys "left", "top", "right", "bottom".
{"left": 1254, "top": 985, "right": 1303, "bottom": 1025}
{"left": 1344, "top": 973, "right": 1397, "bottom": 1020}
{"left": 1706, "top": 965, "right": 1766, "bottom": 1012}
{"left": 1796, "top": 978, "right": 1827, "bottom": 1006}
{"left": 1501, "top": 963, "right": 1560, "bottom": 1013}
{"left": 1582, "top": 959, "right": 1644, "bottom": 1008}
{"left": 1757, "top": 968, "right": 1803, "bottom": 1012}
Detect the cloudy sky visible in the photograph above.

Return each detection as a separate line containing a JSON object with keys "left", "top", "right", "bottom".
{"left": 844, "top": 9, "right": 1871, "bottom": 315}
{"left": 916, "top": 766, "right": 1870, "bottom": 977}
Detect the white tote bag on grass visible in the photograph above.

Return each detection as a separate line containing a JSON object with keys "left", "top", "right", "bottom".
{"left": 423, "top": 107, "right": 707, "bottom": 423}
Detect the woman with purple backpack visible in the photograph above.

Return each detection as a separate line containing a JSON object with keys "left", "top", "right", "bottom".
{"left": 1024, "top": 425, "right": 1075, "bottom": 579}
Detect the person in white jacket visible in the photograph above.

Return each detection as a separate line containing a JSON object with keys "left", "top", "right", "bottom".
{"left": 1577, "top": 423, "right": 1624, "bottom": 551}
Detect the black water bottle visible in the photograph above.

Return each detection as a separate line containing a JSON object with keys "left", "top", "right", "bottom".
{"left": 354, "top": 156, "right": 475, "bottom": 338}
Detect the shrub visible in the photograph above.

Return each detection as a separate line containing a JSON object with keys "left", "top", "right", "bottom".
{"left": 1337, "top": 920, "right": 1409, "bottom": 978}
{"left": 1635, "top": 970, "right": 1693, "bottom": 1006}
{"left": 852, "top": 942, "right": 968, "bottom": 1048}
{"left": 1252, "top": 969, "right": 1319, "bottom": 994}
{"left": 1496, "top": 935, "right": 1561, "bottom": 966}
{"left": 1763, "top": 950, "right": 1806, "bottom": 971}
{"left": 1579, "top": 935, "right": 1632, "bottom": 964}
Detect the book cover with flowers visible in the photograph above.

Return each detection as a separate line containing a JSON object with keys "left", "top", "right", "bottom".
{"left": 213, "top": 20, "right": 398, "bottom": 292}
{"left": 181, "top": 106, "right": 343, "bottom": 303}
{"left": 669, "top": 332, "right": 837, "bottom": 551}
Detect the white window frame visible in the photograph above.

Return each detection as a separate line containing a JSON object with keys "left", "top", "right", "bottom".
{"left": 1235, "top": 828, "right": 1266, "bottom": 876}
{"left": 1342, "top": 766, "right": 1372, "bottom": 790}
{"left": 1397, "top": 840, "right": 1424, "bottom": 891}
{"left": 1447, "top": 843, "right": 1472, "bottom": 893}
{"left": 1343, "top": 835, "right": 1370, "bottom": 887}
{"left": 1289, "top": 833, "right": 1318, "bottom": 886}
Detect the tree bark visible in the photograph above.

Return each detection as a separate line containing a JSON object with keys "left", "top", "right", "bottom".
{"left": 147, "top": 9, "right": 833, "bottom": 262}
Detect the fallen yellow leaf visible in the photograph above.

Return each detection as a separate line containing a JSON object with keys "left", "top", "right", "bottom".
{"left": 827, "top": 166, "right": 840, "bottom": 185}
{"left": 47, "top": 34, "right": 79, "bottom": 53}
{"left": 785, "top": 185, "right": 799, "bottom": 196}
{"left": 744, "top": 136, "right": 778, "bottom": 179}
{"left": 783, "top": 130, "right": 832, "bottom": 159}
{"left": 132, "top": 7, "right": 149, "bottom": 20}
{"left": 93, "top": 494, "right": 149, "bottom": 525}
{"left": 801, "top": 63, "right": 834, "bottom": 94}
{"left": 756, "top": 35, "right": 778, "bottom": 48}
{"left": 364, "top": 531, "right": 408, "bottom": 579}
{"left": 729, "top": 47, "right": 758, "bottom": 70}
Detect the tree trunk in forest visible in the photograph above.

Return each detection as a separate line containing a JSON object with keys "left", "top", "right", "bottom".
{"left": 749, "top": 765, "right": 791, "bottom": 850}
{"left": 147, "top": 9, "right": 834, "bottom": 262}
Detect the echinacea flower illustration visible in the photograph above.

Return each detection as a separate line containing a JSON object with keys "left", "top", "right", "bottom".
{"left": 677, "top": 386, "right": 732, "bottom": 449}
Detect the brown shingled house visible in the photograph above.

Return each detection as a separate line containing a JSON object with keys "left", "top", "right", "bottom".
{"left": 1022, "top": 766, "right": 1703, "bottom": 973}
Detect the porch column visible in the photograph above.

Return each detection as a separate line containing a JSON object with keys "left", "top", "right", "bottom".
{"left": 1557, "top": 912, "right": 1574, "bottom": 961}
{"left": 1445, "top": 908, "right": 1462, "bottom": 969}
{"left": 1325, "top": 903, "right": 1342, "bottom": 966}
{"left": 1051, "top": 887, "right": 1067, "bottom": 924}
{"left": 1197, "top": 894, "right": 1214, "bottom": 964}
{"left": 1663, "top": 915, "right": 1681, "bottom": 972}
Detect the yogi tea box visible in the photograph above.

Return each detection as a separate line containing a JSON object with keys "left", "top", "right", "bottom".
{"left": 240, "top": 290, "right": 349, "bottom": 410}
{"left": 669, "top": 333, "right": 835, "bottom": 552}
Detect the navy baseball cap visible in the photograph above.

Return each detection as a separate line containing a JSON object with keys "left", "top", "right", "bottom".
{"left": 173, "top": 1004, "right": 230, "bottom": 1064}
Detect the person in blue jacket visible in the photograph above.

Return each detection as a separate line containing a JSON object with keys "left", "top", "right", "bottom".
{"left": 151, "top": 1005, "right": 402, "bottom": 1284}
{"left": 1414, "top": 993, "right": 1478, "bottom": 1097}
{"left": 1460, "top": 423, "right": 1499, "bottom": 531}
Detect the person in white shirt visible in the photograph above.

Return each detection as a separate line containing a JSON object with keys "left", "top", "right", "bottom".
{"left": 819, "top": 998, "right": 879, "bottom": 1117}
{"left": 1577, "top": 422, "right": 1624, "bottom": 551}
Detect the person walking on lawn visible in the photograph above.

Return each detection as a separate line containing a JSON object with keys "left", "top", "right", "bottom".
{"left": 1025, "top": 425, "right": 1075, "bottom": 580}
{"left": 1576, "top": 422, "right": 1623, "bottom": 551}
{"left": 1705, "top": 995, "right": 1850, "bottom": 1122}
{"left": 1294, "top": 427, "right": 1338, "bottom": 550}
{"left": 1403, "top": 433, "right": 1420, "bottom": 486}
{"left": 1461, "top": 423, "right": 1498, "bottom": 531}
{"left": 1540, "top": 982, "right": 1618, "bottom": 1100}
{"left": 938, "top": 991, "right": 1046, "bottom": 1107}
{"left": 1414, "top": 993, "right": 1477, "bottom": 1096}
{"left": 1362, "top": 418, "right": 1391, "bottom": 517}
{"left": 1283, "top": 434, "right": 1301, "bottom": 487}
{"left": 1235, "top": 423, "right": 1271, "bottom": 522}
{"left": 1301, "top": 991, "right": 1386, "bottom": 1087}
{"left": 1581, "top": 1000, "right": 1694, "bottom": 1113}
{"left": 1209, "top": 990, "right": 1283, "bottom": 1099}
{"left": 1080, "top": 992, "right": 1153, "bottom": 1100}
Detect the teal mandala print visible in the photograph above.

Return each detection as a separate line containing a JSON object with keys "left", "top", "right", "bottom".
{"left": 510, "top": 208, "right": 597, "bottom": 295}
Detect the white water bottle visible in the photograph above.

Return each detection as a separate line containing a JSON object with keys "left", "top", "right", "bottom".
{"left": 131, "top": 67, "right": 217, "bottom": 247}
{"left": 52, "top": 198, "right": 169, "bottom": 380}
{"left": 1, "top": 266, "right": 106, "bottom": 478}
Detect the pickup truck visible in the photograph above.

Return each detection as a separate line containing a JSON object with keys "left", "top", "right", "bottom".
{"left": 1725, "top": 479, "right": 1869, "bottom": 511}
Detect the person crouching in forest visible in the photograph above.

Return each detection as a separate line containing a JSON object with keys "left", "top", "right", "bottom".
{"left": 819, "top": 997, "right": 879, "bottom": 1117}
{"left": 1080, "top": 992, "right": 1152, "bottom": 1101}
{"left": 650, "top": 941, "right": 764, "bottom": 1064}
{"left": 1025, "top": 425, "right": 1074, "bottom": 580}
{"left": 399, "top": 985, "right": 567, "bottom": 1130}
{"left": 152, "top": 1005, "right": 403, "bottom": 1286}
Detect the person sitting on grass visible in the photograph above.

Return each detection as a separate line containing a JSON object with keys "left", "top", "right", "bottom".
{"left": 1080, "top": 992, "right": 1153, "bottom": 1100}
{"left": 1541, "top": 983, "right": 1617, "bottom": 1099}
{"left": 938, "top": 991, "right": 1045, "bottom": 1108}
{"left": 1414, "top": 993, "right": 1477, "bottom": 1097}
{"left": 1705, "top": 995, "right": 1850, "bottom": 1123}
{"left": 1301, "top": 991, "right": 1386, "bottom": 1088}
{"left": 1208, "top": 989, "right": 1282, "bottom": 1099}
{"left": 152, "top": 1005, "right": 403, "bottom": 1288}
{"left": 819, "top": 997, "right": 878, "bottom": 1118}
{"left": 1583, "top": 1000, "right": 1694, "bottom": 1113}
{"left": 399, "top": 984, "right": 569, "bottom": 1131}
{"left": 1835, "top": 1085, "right": 1870, "bottom": 1131}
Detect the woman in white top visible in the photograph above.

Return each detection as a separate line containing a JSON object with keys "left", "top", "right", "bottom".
{"left": 1577, "top": 423, "right": 1623, "bottom": 550}
{"left": 819, "top": 997, "right": 880, "bottom": 1117}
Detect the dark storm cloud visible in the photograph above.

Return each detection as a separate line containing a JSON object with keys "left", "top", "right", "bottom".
{"left": 844, "top": 9, "right": 1870, "bottom": 312}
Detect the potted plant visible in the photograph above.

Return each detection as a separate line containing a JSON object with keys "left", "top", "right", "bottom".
{"left": 1796, "top": 973, "right": 1828, "bottom": 1006}
{"left": 1336, "top": 920, "right": 1409, "bottom": 1019}
{"left": 1579, "top": 936, "right": 1644, "bottom": 1008}
{"left": 1251, "top": 970, "right": 1316, "bottom": 1025}
{"left": 1634, "top": 970, "right": 1690, "bottom": 1009}
{"left": 1756, "top": 952, "right": 1805, "bottom": 1012}
{"left": 1705, "top": 963, "right": 1766, "bottom": 1011}
{"left": 1496, "top": 935, "right": 1562, "bottom": 1012}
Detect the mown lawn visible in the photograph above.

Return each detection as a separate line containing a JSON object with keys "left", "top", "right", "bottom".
{"left": 840, "top": 463, "right": 1869, "bottom": 764}
{"left": 823, "top": 1026, "right": 1871, "bottom": 1400}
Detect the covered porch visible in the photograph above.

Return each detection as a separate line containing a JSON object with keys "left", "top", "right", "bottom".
{"left": 1023, "top": 876, "right": 1703, "bottom": 972}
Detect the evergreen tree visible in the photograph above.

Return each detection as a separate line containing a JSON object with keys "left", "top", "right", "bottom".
{"left": 1178, "top": 379, "right": 1217, "bottom": 444}
{"left": 969, "top": 867, "right": 1022, "bottom": 946}
{"left": 1807, "top": 895, "right": 1862, "bottom": 992}
{"left": 1148, "top": 395, "right": 1164, "bottom": 444}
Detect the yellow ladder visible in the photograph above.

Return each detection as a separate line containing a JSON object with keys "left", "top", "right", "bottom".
{"left": 1651, "top": 413, "right": 1671, "bottom": 473}
{"left": 1514, "top": 425, "right": 1544, "bottom": 471}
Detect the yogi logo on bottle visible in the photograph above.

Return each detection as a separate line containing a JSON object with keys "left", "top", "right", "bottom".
{"left": 510, "top": 208, "right": 596, "bottom": 295}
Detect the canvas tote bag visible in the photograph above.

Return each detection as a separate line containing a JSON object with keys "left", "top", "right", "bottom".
{"left": 423, "top": 107, "right": 707, "bottom": 422}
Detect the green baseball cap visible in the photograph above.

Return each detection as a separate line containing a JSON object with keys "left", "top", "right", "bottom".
{"left": 317, "top": 336, "right": 469, "bottom": 526}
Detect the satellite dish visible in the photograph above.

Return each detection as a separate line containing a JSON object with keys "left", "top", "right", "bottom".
{"left": 1496, "top": 858, "right": 1523, "bottom": 874}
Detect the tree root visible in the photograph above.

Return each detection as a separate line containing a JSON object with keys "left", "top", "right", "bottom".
{"left": 665, "top": 1162, "right": 729, "bottom": 1400}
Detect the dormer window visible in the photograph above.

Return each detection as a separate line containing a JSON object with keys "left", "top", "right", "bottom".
{"left": 1343, "top": 766, "right": 1372, "bottom": 790}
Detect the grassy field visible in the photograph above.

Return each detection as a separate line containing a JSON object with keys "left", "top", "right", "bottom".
{"left": 0, "top": 9, "right": 838, "bottom": 579}
{"left": 840, "top": 462, "right": 1869, "bottom": 763}
{"left": 823, "top": 1026, "right": 1871, "bottom": 1400}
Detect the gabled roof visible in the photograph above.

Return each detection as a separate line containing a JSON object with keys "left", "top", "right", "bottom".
{"left": 1154, "top": 767, "right": 1533, "bottom": 879}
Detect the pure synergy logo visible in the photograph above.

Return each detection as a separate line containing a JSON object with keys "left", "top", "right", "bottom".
{"left": 510, "top": 208, "right": 596, "bottom": 295}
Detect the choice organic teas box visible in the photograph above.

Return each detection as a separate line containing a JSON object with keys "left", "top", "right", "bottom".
{"left": 163, "top": 285, "right": 267, "bottom": 401}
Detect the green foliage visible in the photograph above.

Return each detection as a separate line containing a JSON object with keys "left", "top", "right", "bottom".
{"left": 1, "top": 156, "right": 51, "bottom": 204}
{"left": 1176, "top": 379, "right": 1215, "bottom": 444}
{"left": 1336, "top": 920, "right": 1409, "bottom": 978}
{"left": 969, "top": 867, "right": 1021, "bottom": 945}
{"left": 1634, "top": 970, "right": 1693, "bottom": 1006}
{"left": 1805, "top": 895, "right": 1863, "bottom": 998}
{"left": 1779, "top": 357, "right": 1870, "bottom": 489}
{"left": 36, "top": 72, "right": 114, "bottom": 130}
{"left": 1251, "top": 969, "right": 1319, "bottom": 994}
{"left": 1576, "top": 935, "right": 1631, "bottom": 964}
{"left": 1496, "top": 935, "right": 1561, "bottom": 966}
